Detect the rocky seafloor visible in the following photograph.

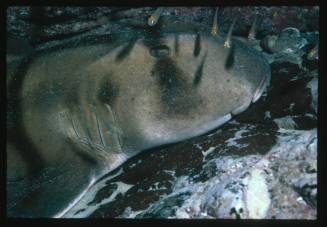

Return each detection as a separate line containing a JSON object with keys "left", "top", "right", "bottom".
{"left": 7, "top": 6, "right": 319, "bottom": 219}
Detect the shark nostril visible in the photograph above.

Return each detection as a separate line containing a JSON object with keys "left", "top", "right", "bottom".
{"left": 150, "top": 44, "right": 170, "bottom": 59}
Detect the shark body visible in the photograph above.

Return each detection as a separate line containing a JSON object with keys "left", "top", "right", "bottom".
{"left": 7, "top": 17, "right": 270, "bottom": 217}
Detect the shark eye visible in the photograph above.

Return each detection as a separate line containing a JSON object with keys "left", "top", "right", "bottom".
{"left": 150, "top": 44, "right": 170, "bottom": 59}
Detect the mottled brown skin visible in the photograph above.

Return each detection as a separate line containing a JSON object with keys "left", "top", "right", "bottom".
{"left": 7, "top": 30, "right": 270, "bottom": 217}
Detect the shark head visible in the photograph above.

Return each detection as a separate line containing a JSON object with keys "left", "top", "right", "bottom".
{"left": 84, "top": 31, "right": 270, "bottom": 154}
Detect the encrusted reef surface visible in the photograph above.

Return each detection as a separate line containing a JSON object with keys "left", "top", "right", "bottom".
{"left": 7, "top": 6, "right": 319, "bottom": 46}
{"left": 7, "top": 7, "right": 318, "bottom": 219}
